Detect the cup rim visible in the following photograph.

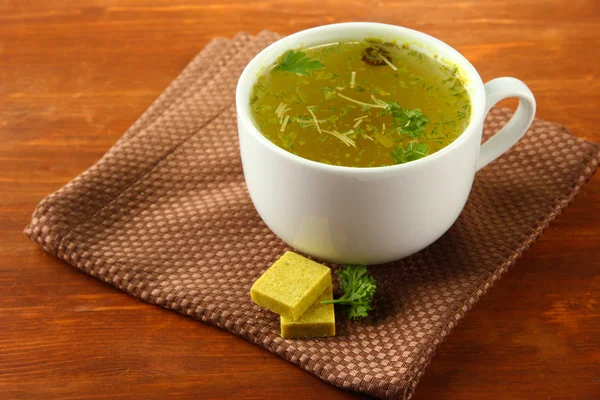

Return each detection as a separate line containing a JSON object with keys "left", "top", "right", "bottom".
{"left": 236, "top": 22, "right": 485, "bottom": 175}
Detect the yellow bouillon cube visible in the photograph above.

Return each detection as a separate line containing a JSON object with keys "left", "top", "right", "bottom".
{"left": 251, "top": 251, "right": 331, "bottom": 321}
{"left": 280, "top": 286, "right": 335, "bottom": 339}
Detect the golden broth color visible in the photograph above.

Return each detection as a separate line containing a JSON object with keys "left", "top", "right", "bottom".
{"left": 250, "top": 40, "right": 471, "bottom": 167}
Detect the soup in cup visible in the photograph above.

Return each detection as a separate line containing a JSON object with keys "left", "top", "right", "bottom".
{"left": 236, "top": 22, "right": 535, "bottom": 264}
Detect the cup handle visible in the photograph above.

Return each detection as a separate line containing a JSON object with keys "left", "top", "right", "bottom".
{"left": 477, "top": 77, "right": 536, "bottom": 171}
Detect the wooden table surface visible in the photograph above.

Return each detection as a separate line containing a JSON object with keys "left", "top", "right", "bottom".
{"left": 1, "top": 1, "right": 599, "bottom": 399}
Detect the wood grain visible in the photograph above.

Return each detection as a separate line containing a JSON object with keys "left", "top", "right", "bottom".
{"left": 1, "top": 1, "right": 599, "bottom": 399}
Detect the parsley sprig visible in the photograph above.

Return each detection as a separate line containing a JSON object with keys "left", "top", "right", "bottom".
{"left": 275, "top": 50, "right": 324, "bottom": 76}
{"left": 384, "top": 102, "right": 431, "bottom": 165}
{"left": 321, "top": 265, "right": 376, "bottom": 320}
{"left": 391, "top": 141, "right": 430, "bottom": 164}
{"left": 388, "top": 101, "right": 429, "bottom": 138}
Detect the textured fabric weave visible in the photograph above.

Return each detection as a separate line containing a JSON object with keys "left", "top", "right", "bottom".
{"left": 25, "top": 32, "right": 600, "bottom": 399}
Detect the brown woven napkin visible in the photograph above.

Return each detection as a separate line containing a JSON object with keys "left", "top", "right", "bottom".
{"left": 25, "top": 31, "right": 600, "bottom": 399}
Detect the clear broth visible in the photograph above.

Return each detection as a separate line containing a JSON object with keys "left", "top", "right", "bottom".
{"left": 250, "top": 40, "right": 471, "bottom": 167}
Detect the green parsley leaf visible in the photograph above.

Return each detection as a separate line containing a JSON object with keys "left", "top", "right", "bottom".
{"left": 388, "top": 101, "right": 429, "bottom": 138}
{"left": 391, "top": 141, "right": 430, "bottom": 164}
{"left": 275, "top": 50, "right": 324, "bottom": 76}
{"left": 321, "top": 265, "right": 376, "bottom": 320}
{"left": 391, "top": 144, "right": 406, "bottom": 164}
{"left": 320, "top": 86, "right": 336, "bottom": 100}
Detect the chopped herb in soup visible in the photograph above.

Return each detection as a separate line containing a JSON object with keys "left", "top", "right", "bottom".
{"left": 250, "top": 39, "right": 471, "bottom": 168}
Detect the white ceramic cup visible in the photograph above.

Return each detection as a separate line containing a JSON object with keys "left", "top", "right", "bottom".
{"left": 236, "top": 22, "right": 536, "bottom": 265}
